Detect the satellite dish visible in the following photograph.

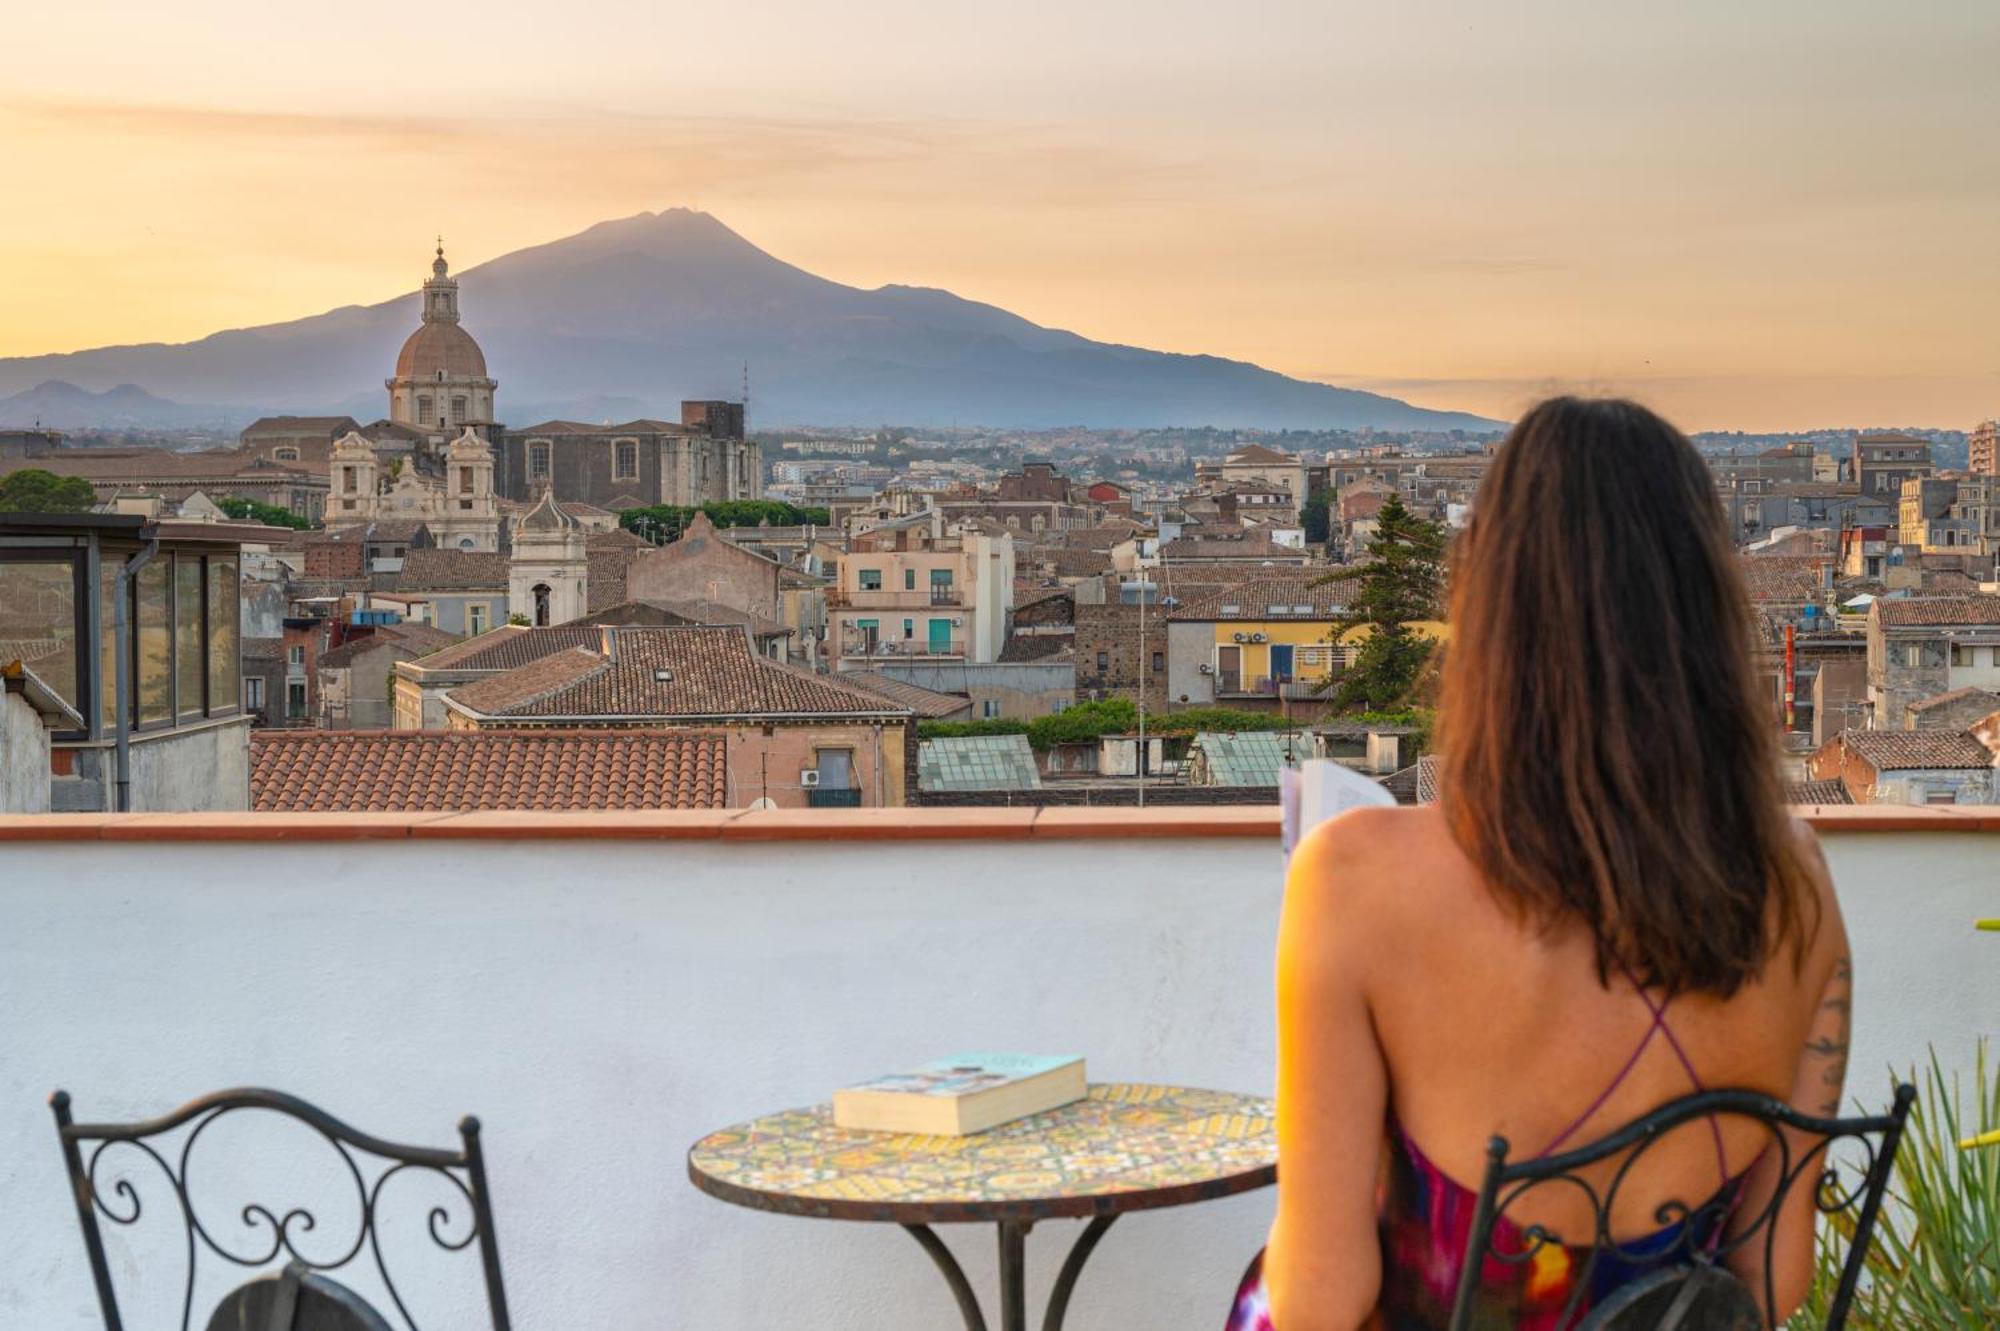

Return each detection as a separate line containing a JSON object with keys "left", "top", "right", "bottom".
{"left": 747, "top": 797, "right": 777, "bottom": 811}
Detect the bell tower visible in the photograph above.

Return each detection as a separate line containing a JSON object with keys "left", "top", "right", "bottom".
{"left": 422, "top": 239, "right": 460, "bottom": 324}
{"left": 329, "top": 432, "right": 378, "bottom": 522}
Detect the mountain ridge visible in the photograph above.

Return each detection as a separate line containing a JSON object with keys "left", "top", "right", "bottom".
{"left": 0, "top": 209, "right": 1501, "bottom": 432}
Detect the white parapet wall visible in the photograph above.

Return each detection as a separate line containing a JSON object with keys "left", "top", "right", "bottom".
{"left": 0, "top": 809, "right": 1993, "bottom": 1329}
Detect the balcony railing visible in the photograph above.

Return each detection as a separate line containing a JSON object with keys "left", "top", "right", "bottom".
{"left": 839, "top": 637, "right": 965, "bottom": 659}
{"left": 0, "top": 808, "right": 1986, "bottom": 1329}
{"left": 830, "top": 588, "right": 963, "bottom": 609}
{"left": 806, "top": 786, "right": 863, "bottom": 808}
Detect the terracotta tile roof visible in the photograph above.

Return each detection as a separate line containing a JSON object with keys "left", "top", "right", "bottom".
{"left": 1158, "top": 532, "right": 1297, "bottom": 560}
{"left": 837, "top": 671, "right": 974, "bottom": 718}
{"left": 1738, "top": 555, "right": 1826, "bottom": 605}
{"left": 405, "top": 624, "right": 604, "bottom": 673}
{"left": 1015, "top": 587, "right": 1075, "bottom": 612}
{"left": 317, "top": 622, "right": 461, "bottom": 670}
{"left": 1875, "top": 595, "right": 2000, "bottom": 627}
{"left": 242, "top": 415, "right": 359, "bottom": 435}
{"left": 250, "top": 730, "right": 726, "bottom": 810}
{"left": 364, "top": 519, "right": 431, "bottom": 543}
{"left": 1908, "top": 686, "right": 2000, "bottom": 714}
{"left": 448, "top": 648, "right": 608, "bottom": 715}
{"left": 446, "top": 626, "right": 912, "bottom": 721}
{"left": 575, "top": 598, "right": 792, "bottom": 640}
{"left": 1169, "top": 574, "right": 1359, "bottom": 621}
{"left": 1836, "top": 728, "right": 1994, "bottom": 771}
{"left": 28, "top": 447, "right": 320, "bottom": 481}
{"left": 588, "top": 528, "right": 649, "bottom": 549}
{"left": 1061, "top": 521, "right": 1149, "bottom": 551}
{"left": 395, "top": 549, "right": 509, "bottom": 592}
{"left": 1047, "top": 549, "right": 1114, "bottom": 578}
{"left": 1784, "top": 778, "right": 1854, "bottom": 805}
{"left": 1225, "top": 444, "right": 1297, "bottom": 465}
{"left": 1921, "top": 570, "right": 1981, "bottom": 593}
{"left": 587, "top": 547, "right": 639, "bottom": 613}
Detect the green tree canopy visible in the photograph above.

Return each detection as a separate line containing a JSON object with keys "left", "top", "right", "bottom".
{"left": 918, "top": 700, "right": 1302, "bottom": 749}
{"left": 618, "top": 500, "right": 832, "bottom": 544}
{"left": 217, "top": 496, "right": 314, "bottom": 529}
{"left": 1319, "top": 494, "right": 1448, "bottom": 713}
{"left": 0, "top": 469, "right": 96, "bottom": 514}
{"left": 1300, "top": 490, "right": 1332, "bottom": 545}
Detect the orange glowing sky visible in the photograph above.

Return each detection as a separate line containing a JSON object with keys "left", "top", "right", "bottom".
{"left": 4, "top": 0, "right": 1996, "bottom": 431}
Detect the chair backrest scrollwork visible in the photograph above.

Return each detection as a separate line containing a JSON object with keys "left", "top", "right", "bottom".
{"left": 1446, "top": 1084, "right": 1915, "bottom": 1331}
{"left": 51, "top": 1087, "right": 512, "bottom": 1331}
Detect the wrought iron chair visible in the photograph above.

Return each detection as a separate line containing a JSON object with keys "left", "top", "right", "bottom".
{"left": 1447, "top": 1084, "right": 1916, "bottom": 1331}
{"left": 205, "top": 1263, "right": 393, "bottom": 1331}
{"left": 50, "top": 1087, "right": 512, "bottom": 1331}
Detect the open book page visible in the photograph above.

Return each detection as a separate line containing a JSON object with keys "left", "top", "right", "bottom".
{"left": 1280, "top": 759, "right": 1397, "bottom": 857}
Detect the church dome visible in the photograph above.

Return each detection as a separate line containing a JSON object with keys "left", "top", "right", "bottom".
{"left": 394, "top": 321, "right": 488, "bottom": 381}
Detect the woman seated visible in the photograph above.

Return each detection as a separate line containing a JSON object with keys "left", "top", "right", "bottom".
{"left": 1231, "top": 397, "right": 1853, "bottom": 1331}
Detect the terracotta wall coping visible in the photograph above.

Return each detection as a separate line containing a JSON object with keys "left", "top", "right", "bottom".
{"left": 0, "top": 804, "right": 1990, "bottom": 843}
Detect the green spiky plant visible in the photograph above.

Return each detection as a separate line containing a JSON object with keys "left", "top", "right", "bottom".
{"left": 1787, "top": 1044, "right": 2000, "bottom": 1329}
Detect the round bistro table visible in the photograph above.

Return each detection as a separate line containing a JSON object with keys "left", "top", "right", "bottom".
{"left": 687, "top": 1083, "right": 1276, "bottom": 1331}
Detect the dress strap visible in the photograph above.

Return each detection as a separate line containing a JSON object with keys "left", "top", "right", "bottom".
{"left": 1530, "top": 959, "right": 1730, "bottom": 1185}
{"left": 1618, "top": 963, "right": 1731, "bottom": 1185}
{"left": 1532, "top": 1003, "right": 1664, "bottom": 1159}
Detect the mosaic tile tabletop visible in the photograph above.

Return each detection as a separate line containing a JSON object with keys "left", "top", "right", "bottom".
{"left": 688, "top": 1083, "right": 1277, "bottom": 1223}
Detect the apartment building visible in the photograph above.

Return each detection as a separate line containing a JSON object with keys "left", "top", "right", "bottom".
{"left": 828, "top": 511, "right": 1014, "bottom": 668}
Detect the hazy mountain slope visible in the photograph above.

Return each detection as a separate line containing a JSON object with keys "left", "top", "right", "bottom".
{"left": 0, "top": 210, "right": 1499, "bottom": 431}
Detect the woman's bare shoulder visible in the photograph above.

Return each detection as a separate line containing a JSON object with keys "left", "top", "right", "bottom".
{"left": 1289, "top": 804, "right": 1463, "bottom": 915}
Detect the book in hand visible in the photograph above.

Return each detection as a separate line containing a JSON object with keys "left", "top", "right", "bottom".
{"left": 832, "top": 1054, "right": 1087, "bottom": 1135}
{"left": 1280, "top": 758, "right": 1396, "bottom": 858}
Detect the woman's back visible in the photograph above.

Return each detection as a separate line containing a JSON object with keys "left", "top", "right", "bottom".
{"left": 1353, "top": 804, "right": 1830, "bottom": 1236}
{"left": 1244, "top": 397, "right": 1854, "bottom": 1331}
{"left": 1248, "top": 803, "right": 1847, "bottom": 1331}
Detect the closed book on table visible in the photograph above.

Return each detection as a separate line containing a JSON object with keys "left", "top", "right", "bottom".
{"left": 833, "top": 1054, "right": 1087, "bottom": 1135}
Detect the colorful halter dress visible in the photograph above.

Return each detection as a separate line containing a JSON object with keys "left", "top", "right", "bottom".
{"left": 1228, "top": 965, "right": 1742, "bottom": 1331}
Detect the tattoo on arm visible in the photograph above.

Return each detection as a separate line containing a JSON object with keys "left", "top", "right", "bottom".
{"left": 1803, "top": 955, "right": 1853, "bottom": 1117}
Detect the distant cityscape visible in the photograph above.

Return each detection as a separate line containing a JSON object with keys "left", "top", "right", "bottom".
{"left": 2, "top": 240, "right": 1996, "bottom": 816}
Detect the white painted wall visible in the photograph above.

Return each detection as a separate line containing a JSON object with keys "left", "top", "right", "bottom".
{"left": 0, "top": 827, "right": 1992, "bottom": 1330}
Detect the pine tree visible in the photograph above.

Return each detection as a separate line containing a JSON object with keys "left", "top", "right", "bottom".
{"left": 0, "top": 468, "right": 96, "bottom": 514}
{"left": 1319, "top": 494, "right": 1447, "bottom": 712}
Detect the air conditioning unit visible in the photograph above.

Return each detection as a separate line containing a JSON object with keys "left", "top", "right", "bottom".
{"left": 1233, "top": 631, "right": 1249, "bottom": 643}
{"left": 800, "top": 770, "right": 821, "bottom": 787}
{"left": 1251, "top": 632, "right": 1268, "bottom": 643}
{"left": 1198, "top": 663, "right": 1214, "bottom": 675}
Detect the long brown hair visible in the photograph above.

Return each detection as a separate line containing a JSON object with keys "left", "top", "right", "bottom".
{"left": 1438, "top": 397, "right": 1815, "bottom": 997}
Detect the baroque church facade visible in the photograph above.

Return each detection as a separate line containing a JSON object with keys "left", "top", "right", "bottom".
{"left": 321, "top": 241, "right": 759, "bottom": 552}
{"left": 324, "top": 244, "right": 506, "bottom": 550}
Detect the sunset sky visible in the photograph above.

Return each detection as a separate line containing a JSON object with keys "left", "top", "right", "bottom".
{"left": 4, "top": 0, "right": 1995, "bottom": 431}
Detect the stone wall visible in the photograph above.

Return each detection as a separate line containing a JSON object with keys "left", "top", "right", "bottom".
{"left": 625, "top": 519, "right": 781, "bottom": 622}
{"left": 1072, "top": 601, "right": 1169, "bottom": 708}
{"left": 0, "top": 692, "right": 51, "bottom": 813}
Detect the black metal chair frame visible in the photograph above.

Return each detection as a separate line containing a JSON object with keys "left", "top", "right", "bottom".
{"left": 51, "top": 1087, "right": 513, "bottom": 1331}
{"left": 1448, "top": 1084, "right": 1915, "bottom": 1331}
